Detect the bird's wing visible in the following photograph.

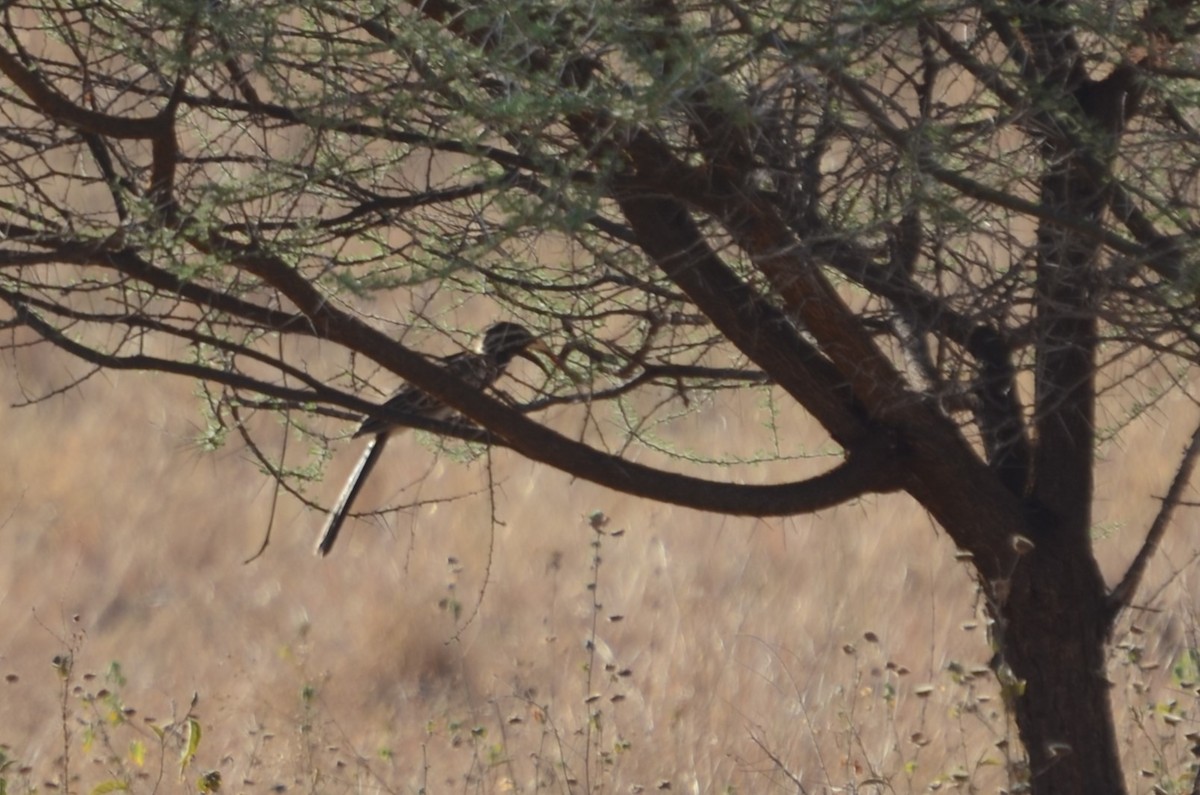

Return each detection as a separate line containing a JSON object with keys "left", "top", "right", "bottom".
{"left": 353, "top": 351, "right": 486, "bottom": 438}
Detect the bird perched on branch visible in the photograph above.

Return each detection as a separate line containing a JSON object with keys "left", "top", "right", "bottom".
{"left": 315, "top": 322, "right": 557, "bottom": 557}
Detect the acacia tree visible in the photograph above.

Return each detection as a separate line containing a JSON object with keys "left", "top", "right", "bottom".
{"left": 3, "top": 0, "right": 1200, "bottom": 792}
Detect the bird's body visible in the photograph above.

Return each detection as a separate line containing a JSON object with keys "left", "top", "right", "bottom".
{"left": 315, "top": 323, "right": 553, "bottom": 557}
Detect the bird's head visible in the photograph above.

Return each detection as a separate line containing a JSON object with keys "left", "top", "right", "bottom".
{"left": 480, "top": 322, "right": 559, "bottom": 373}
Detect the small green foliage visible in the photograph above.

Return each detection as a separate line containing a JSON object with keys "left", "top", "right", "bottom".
{"left": 1171, "top": 648, "right": 1200, "bottom": 688}
{"left": 485, "top": 743, "right": 506, "bottom": 766}
{"left": 179, "top": 717, "right": 202, "bottom": 775}
{"left": 127, "top": 740, "right": 145, "bottom": 768}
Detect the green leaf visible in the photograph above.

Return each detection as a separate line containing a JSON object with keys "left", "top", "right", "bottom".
{"left": 129, "top": 740, "right": 146, "bottom": 768}
{"left": 180, "top": 718, "right": 202, "bottom": 775}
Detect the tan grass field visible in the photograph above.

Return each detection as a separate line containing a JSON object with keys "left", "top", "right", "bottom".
{"left": 2, "top": 337, "right": 1199, "bottom": 793}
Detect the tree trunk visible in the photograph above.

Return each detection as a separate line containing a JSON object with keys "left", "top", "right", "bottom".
{"left": 997, "top": 530, "right": 1126, "bottom": 795}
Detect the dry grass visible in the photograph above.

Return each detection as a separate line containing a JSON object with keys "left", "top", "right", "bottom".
{"left": 2, "top": 339, "right": 1200, "bottom": 794}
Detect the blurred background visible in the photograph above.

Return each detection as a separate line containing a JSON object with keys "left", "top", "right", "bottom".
{"left": 2, "top": 339, "right": 1198, "bottom": 792}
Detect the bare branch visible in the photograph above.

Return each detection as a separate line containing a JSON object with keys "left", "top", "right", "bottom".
{"left": 1106, "top": 419, "right": 1200, "bottom": 629}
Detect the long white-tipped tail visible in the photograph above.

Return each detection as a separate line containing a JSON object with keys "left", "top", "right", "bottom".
{"left": 315, "top": 434, "right": 389, "bottom": 556}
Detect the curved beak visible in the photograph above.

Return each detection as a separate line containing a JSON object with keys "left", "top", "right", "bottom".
{"left": 515, "top": 339, "right": 561, "bottom": 377}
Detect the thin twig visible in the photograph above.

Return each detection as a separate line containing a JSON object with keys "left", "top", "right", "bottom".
{"left": 1106, "top": 418, "right": 1200, "bottom": 631}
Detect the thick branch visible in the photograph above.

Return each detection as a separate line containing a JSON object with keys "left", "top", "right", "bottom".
{"left": 613, "top": 188, "right": 870, "bottom": 447}
{"left": 968, "top": 327, "right": 1032, "bottom": 495}
{"left": 319, "top": 292, "right": 904, "bottom": 514}
{"left": 351, "top": 364, "right": 904, "bottom": 516}
{"left": 11, "top": 284, "right": 903, "bottom": 515}
{"left": 16, "top": 218, "right": 892, "bottom": 518}
{"left": 614, "top": 132, "right": 913, "bottom": 421}
{"left": 1029, "top": 80, "right": 1121, "bottom": 537}
{"left": 0, "top": 43, "right": 168, "bottom": 139}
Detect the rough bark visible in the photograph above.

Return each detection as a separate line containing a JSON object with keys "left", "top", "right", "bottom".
{"left": 1002, "top": 531, "right": 1125, "bottom": 794}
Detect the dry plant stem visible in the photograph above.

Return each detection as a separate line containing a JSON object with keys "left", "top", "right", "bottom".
{"left": 58, "top": 655, "right": 71, "bottom": 795}
{"left": 583, "top": 516, "right": 605, "bottom": 792}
